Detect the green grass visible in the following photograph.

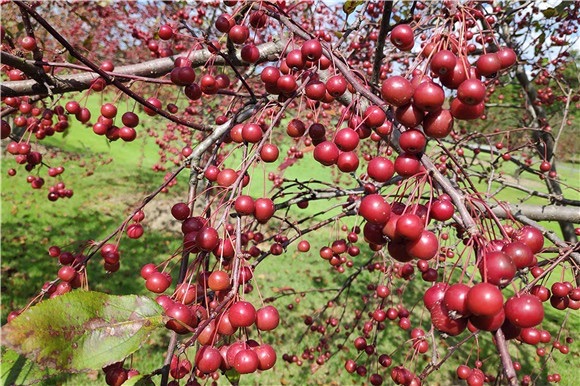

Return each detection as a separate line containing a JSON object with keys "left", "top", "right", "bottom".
{"left": 1, "top": 105, "right": 579, "bottom": 385}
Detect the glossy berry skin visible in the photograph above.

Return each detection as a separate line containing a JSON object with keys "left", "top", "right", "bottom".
{"left": 478, "top": 251, "right": 516, "bottom": 287}
{"left": 145, "top": 272, "right": 171, "bottom": 293}
{"left": 390, "top": 24, "right": 414, "bottom": 51}
{"left": 228, "top": 301, "right": 257, "bottom": 328}
{"left": 504, "top": 294, "right": 544, "bottom": 328}
{"left": 466, "top": 283, "right": 503, "bottom": 316}
{"left": 171, "top": 203, "right": 191, "bottom": 221}
{"left": 367, "top": 156, "right": 395, "bottom": 182}
{"left": 444, "top": 283, "right": 471, "bottom": 316}
{"left": 234, "top": 195, "right": 255, "bottom": 215}
{"left": 359, "top": 194, "right": 391, "bottom": 224}
{"left": 399, "top": 129, "right": 426, "bottom": 154}
{"left": 430, "top": 50, "right": 457, "bottom": 76}
{"left": 196, "top": 227, "right": 220, "bottom": 252}
{"left": 514, "top": 225, "right": 544, "bottom": 254}
{"left": 254, "top": 198, "right": 275, "bottom": 223}
{"left": 381, "top": 76, "right": 413, "bottom": 107}
{"left": 423, "top": 282, "right": 448, "bottom": 310}
{"left": 469, "top": 309, "right": 505, "bottom": 332}
{"left": 395, "top": 213, "right": 424, "bottom": 240}
{"left": 260, "top": 66, "right": 280, "bottom": 84}
{"left": 334, "top": 128, "right": 359, "bottom": 152}
{"left": 233, "top": 349, "right": 259, "bottom": 374}
{"left": 450, "top": 99, "right": 484, "bottom": 120}
{"left": 158, "top": 24, "right": 173, "bottom": 40}
{"left": 337, "top": 151, "right": 359, "bottom": 172}
{"left": 260, "top": 143, "right": 279, "bottom": 162}
{"left": 241, "top": 44, "right": 260, "bottom": 63}
{"left": 363, "top": 105, "right": 386, "bottom": 128}
{"left": 301, "top": 39, "right": 323, "bottom": 61}
{"left": 255, "top": 344, "right": 277, "bottom": 370}
{"left": 430, "top": 199, "right": 454, "bottom": 221}
{"left": 496, "top": 47, "right": 517, "bottom": 69}
{"left": 430, "top": 301, "right": 467, "bottom": 336}
{"left": 305, "top": 80, "right": 326, "bottom": 100}
{"left": 21, "top": 36, "right": 37, "bottom": 51}
{"left": 313, "top": 141, "right": 339, "bottom": 166}
{"left": 255, "top": 305, "right": 280, "bottom": 331}
{"left": 195, "top": 345, "right": 222, "bottom": 374}
{"left": 502, "top": 241, "right": 534, "bottom": 269}
{"left": 395, "top": 103, "right": 425, "bottom": 128}
{"left": 405, "top": 230, "right": 438, "bottom": 260}
{"left": 394, "top": 152, "right": 421, "bottom": 177}
{"left": 476, "top": 53, "right": 502, "bottom": 76}
{"left": 326, "top": 75, "right": 348, "bottom": 97}
{"left": 457, "top": 79, "right": 486, "bottom": 106}
{"left": 412, "top": 82, "right": 445, "bottom": 112}
{"left": 242, "top": 123, "right": 263, "bottom": 143}
{"left": 165, "top": 303, "right": 196, "bottom": 334}
{"left": 423, "top": 109, "right": 454, "bottom": 138}
{"left": 228, "top": 25, "right": 249, "bottom": 44}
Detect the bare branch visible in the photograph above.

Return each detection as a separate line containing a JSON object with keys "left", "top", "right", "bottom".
{"left": 1, "top": 40, "right": 286, "bottom": 97}
{"left": 489, "top": 202, "right": 580, "bottom": 223}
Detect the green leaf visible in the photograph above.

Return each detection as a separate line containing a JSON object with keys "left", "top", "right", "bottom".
{"left": 541, "top": 7, "right": 557, "bottom": 18}
{"left": 1, "top": 291, "right": 164, "bottom": 372}
{"left": 224, "top": 368, "right": 241, "bottom": 385}
{"left": 343, "top": 0, "right": 363, "bottom": 15}
{"left": 555, "top": 2, "right": 569, "bottom": 17}
{"left": 1, "top": 347, "right": 60, "bottom": 385}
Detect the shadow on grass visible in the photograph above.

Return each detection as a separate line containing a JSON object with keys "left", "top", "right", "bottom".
{"left": 1, "top": 206, "right": 181, "bottom": 324}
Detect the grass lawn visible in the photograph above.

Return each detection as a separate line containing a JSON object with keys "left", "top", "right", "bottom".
{"left": 1, "top": 101, "right": 579, "bottom": 385}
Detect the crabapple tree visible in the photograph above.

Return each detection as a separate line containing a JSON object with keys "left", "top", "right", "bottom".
{"left": 1, "top": 1, "right": 579, "bottom": 386}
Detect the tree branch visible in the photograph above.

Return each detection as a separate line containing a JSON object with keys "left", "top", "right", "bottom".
{"left": 371, "top": 1, "right": 392, "bottom": 85}
{"left": 1, "top": 40, "right": 286, "bottom": 97}
{"left": 494, "top": 328, "right": 520, "bottom": 386}
{"left": 489, "top": 203, "right": 580, "bottom": 223}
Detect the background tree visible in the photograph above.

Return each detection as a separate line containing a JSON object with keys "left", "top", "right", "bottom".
{"left": 1, "top": 1, "right": 579, "bottom": 386}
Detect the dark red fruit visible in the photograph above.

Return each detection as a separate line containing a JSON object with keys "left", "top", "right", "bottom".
{"left": 399, "top": 129, "right": 426, "bottom": 154}
{"left": 390, "top": 24, "right": 414, "bottom": 51}
{"left": 229, "top": 301, "right": 257, "bottom": 328}
{"left": 413, "top": 82, "right": 445, "bottom": 112}
{"left": 430, "top": 50, "right": 457, "bottom": 76}
{"left": 476, "top": 53, "right": 501, "bottom": 76}
{"left": 514, "top": 225, "right": 544, "bottom": 254}
{"left": 313, "top": 141, "right": 339, "bottom": 166}
{"left": 394, "top": 153, "right": 421, "bottom": 177}
{"left": 255, "top": 305, "right": 280, "bottom": 331}
{"left": 466, "top": 283, "right": 503, "bottom": 316}
{"left": 359, "top": 194, "right": 391, "bottom": 224}
{"left": 444, "top": 283, "right": 471, "bottom": 316}
{"left": 254, "top": 198, "right": 275, "bottom": 223}
{"left": 423, "top": 109, "right": 454, "bottom": 138}
{"left": 502, "top": 241, "right": 534, "bottom": 269}
{"left": 326, "top": 75, "right": 348, "bottom": 97}
{"left": 457, "top": 79, "right": 486, "bottom": 106}
{"left": 504, "top": 294, "right": 544, "bottom": 328}
{"left": 478, "top": 251, "right": 516, "bottom": 287}
{"left": 395, "top": 103, "right": 425, "bottom": 128}
{"left": 382, "top": 76, "right": 413, "bottom": 107}
{"left": 165, "top": 303, "right": 196, "bottom": 334}
{"left": 334, "top": 128, "right": 359, "bottom": 151}
{"left": 171, "top": 203, "right": 191, "bottom": 221}
{"left": 367, "top": 156, "right": 395, "bottom": 182}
